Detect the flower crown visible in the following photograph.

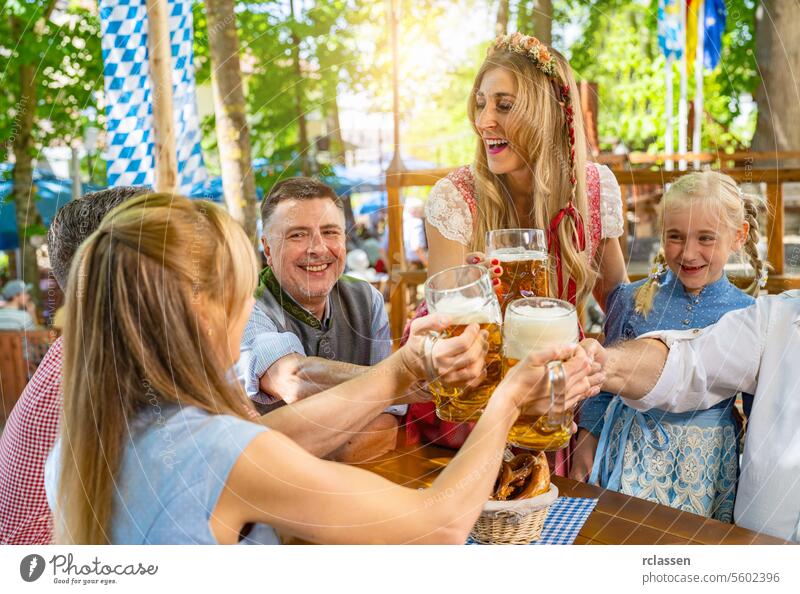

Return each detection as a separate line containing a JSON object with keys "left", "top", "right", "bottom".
{"left": 492, "top": 33, "right": 578, "bottom": 197}
{"left": 494, "top": 33, "right": 557, "bottom": 76}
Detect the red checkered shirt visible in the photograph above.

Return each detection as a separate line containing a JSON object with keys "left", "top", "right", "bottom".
{"left": 0, "top": 337, "right": 63, "bottom": 544}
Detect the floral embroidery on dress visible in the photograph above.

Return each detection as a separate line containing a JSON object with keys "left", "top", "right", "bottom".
{"left": 430, "top": 164, "right": 606, "bottom": 259}
{"left": 606, "top": 410, "right": 737, "bottom": 523}
{"left": 446, "top": 166, "right": 478, "bottom": 217}
{"left": 586, "top": 162, "right": 602, "bottom": 259}
{"left": 596, "top": 163, "right": 625, "bottom": 240}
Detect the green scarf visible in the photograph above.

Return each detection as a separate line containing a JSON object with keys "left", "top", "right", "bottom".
{"left": 255, "top": 267, "right": 324, "bottom": 330}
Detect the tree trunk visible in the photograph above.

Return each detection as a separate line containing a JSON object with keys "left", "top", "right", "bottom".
{"left": 327, "top": 96, "right": 356, "bottom": 237}
{"left": 327, "top": 94, "right": 345, "bottom": 165}
{"left": 532, "top": 0, "right": 552, "bottom": 46}
{"left": 290, "top": 0, "right": 312, "bottom": 176}
{"left": 495, "top": 0, "right": 509, "bottom": 37}
{"left": 752, "top": 0, "right": 800, "bottom": 166}
{"left": 205, "top": 0, "right": 259, "bottom": 243}
{"left": 147, "top": 0, "right": 178, "bottom": 193}
{"left": 12, "top": 62, "right": 41, "bottom": 306}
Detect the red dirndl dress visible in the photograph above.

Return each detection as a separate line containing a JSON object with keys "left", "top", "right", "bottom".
{"left": 402, "top": 164, "right": 604, "bottom": 475}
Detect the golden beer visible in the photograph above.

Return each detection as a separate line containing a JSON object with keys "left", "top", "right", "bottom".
{"left": 427, "top": 294, "right": 503, "bottom": 422}
{"left": 491, "top": 248, "right": 550, "bottom": 309}
{"left": 502, "top": 298, "right": 578, "bottom": 450}
{"left": 503, "top": 356, "right": 574, "bottom": 450}
{"left": 429, "top": 321, "right": 502, "bottom": 422}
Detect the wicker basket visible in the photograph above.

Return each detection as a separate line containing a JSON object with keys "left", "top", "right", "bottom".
{"left": 470, "top": 484, "right": 558, "bottom": 545}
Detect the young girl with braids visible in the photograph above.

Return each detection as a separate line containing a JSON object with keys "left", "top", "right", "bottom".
{"left": 404, "top": 34, "right": 628, "bottom": 467}
{"left": 576, "top": 171, "right": 767, "bottom": 522}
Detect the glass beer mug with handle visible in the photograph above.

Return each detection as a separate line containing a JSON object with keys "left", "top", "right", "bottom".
{"left": 502, "top": 297, "right": 578, "bottom": 450}
{"left": 486, "top": 228, "right": 550, "bottom": 310}
{"left": 425, "top": 265, "right": 503, "bottom": 422}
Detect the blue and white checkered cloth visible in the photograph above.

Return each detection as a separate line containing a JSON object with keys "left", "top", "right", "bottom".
{"left": 99, "top": 0, "right": 207, "bottom": 193}
{"left": 532, "top": 497, "right": 598, "bottom": 545}
{"left": 468, "top": 497, "right": 598, "bottom": 546}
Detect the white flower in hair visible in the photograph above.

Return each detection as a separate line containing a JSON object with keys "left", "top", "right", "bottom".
{"left": 758, "top": 269, "right": 768, "bottom": 289}
{"left": 649, "top": 261, "right": 667, "bottom": 281}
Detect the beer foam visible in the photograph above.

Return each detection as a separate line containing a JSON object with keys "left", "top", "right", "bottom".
{"left": 428, "top": 294, "right": 499, "bottom": 325}
{"left": 490, "top": 248, "right": 548, "bottom": 263}
{"left": 503, "top": 304, "right": 578, "bottom": 360}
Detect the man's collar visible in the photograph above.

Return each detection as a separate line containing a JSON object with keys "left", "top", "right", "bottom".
{"left": 256, "top": 267, "right": 330, "bottom": 330}
{"left": 776, "top": 290, "right": 800, "bottom": 325}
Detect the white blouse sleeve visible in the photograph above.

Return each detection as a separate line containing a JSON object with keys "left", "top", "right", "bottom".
{"left": 596, "top": 163, "right": 624, "bottom": 239}
{"left": 424, "top": 178, "right": 474, "bottom": 247}
{"left": 621, "top": 302, "right": 765, "bottom": 413}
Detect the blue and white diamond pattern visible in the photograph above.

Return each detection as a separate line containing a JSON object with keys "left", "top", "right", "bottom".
{"left": 100, "top": 0, "right": 207, "bottom": 194}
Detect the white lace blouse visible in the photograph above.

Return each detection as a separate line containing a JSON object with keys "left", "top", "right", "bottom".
{"left": 424, "top": 163, "right": 624, "bottom": 247}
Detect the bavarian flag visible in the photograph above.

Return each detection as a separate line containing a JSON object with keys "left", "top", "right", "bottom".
{"left": 687, "top": 0, "right": 727, "bottom": 75}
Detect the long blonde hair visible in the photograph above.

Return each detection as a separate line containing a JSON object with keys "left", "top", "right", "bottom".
{"left": 55, "top": 194, "right": 258, "bottom": 544}
{"left": 468, "top": 44, "right": 594, "bottom": 303}
{"left": 634, "top": 171, "right": 767, "bottom": 317}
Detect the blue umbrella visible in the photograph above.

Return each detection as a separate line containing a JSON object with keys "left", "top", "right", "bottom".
{"left": 324, "top": 164, "right": 384, "bottom": 196}
{"left": 354, "top": 191, "right": 388, "bottom": 215}
{"left": 0, "top": 165, "right": 103, "bottom": 250}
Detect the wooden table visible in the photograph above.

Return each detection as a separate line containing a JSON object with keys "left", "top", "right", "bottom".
{"left": 359, "top": 445, "right": 790, "bottom": 545}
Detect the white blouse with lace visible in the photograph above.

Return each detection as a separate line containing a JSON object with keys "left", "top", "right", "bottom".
{"left": 424, "top": 163, "right": 624, "bottom": 247}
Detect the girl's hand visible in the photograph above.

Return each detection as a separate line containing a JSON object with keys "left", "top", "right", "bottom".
{"left": 466, "top": 251, "right": 502, "bottom": 290}
{"left": 494, "top": 344, "right": 605, "bottom": 417}
{"left": 401, "top": 314, "right": 489, "bottom": 388}
{"left": 569, "top": 429, "right": 599, "bottom": 483}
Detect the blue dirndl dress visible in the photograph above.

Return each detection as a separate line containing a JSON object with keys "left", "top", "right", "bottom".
{"left": 579, "top": 271, "right": 755, "bottom": 522}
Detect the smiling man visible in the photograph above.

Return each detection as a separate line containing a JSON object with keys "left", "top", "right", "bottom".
{"left": 236, "top": 177, "right": 404, "bottom": 460}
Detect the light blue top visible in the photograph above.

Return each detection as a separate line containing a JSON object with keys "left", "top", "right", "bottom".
{"left": 236, "top": 282, "right": 392, "bottom": 405}
{"left": 0, "top": 307, "right": 35, "bottom": 330}
{"left": 580, "top": 270, "right": 755, "bottom": 436}
{"left": 46, "top": 405, "right": 279, "bottom": 545}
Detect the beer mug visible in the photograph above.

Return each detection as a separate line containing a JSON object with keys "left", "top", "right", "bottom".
{"left": 502, "top": 297, "right": 578, "bottom": 451}
{"left": 486, "top": 228, "right": 550, "bottom": 309}
{"left": 425, "top": 265, "right": 503, "bottom": 422}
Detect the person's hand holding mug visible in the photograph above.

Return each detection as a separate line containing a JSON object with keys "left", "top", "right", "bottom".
{"left": 465, "top": 251, "right": 503, "bottom": 291}
{"left": 401, "top": 313, "right": 489, "bottom": 389}
{"left": 492, "top": 343, "right": 604, "bottom": 420}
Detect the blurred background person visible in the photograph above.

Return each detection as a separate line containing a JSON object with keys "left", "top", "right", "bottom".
{"left": 0, "top": 280, "right": 37, "bottom": 330}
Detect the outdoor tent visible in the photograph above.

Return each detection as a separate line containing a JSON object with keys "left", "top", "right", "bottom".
{"left": 0, "top": 164, "right": 103, "bottom": 251}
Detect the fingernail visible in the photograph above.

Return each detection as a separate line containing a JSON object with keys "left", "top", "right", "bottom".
{"left": 493, "top": 267, "right": 501, "bottom": 274}
{"left": 491, "top": 259, "right": 499, "bottom": 265}
{"left": 471, "top": 256, "right": 480, "bottom": 264}
{"left": 492, "top": 278, "right": 500, "bottom": 286}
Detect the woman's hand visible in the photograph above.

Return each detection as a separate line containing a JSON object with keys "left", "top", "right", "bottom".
{"left": 494, "top": 344, "right": 605, "bottom": 418}
{"left": 401, "top": 314, "right": 489, "bottom": 388}
{"left": 466, "top": 251, "right": 502, "bottom": 289}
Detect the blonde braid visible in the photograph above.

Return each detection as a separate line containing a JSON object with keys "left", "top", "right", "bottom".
{"left": 741, "top": 192, "right": 769, "bottom": 296}
{"left": 633, "top": 250, "right": 667, "bottom": 319}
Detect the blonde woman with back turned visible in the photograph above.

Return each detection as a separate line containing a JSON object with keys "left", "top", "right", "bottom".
{"left": 575, "top": 171, "right": 767, "bottom": 522}
{"left": 45, "top": 193, "right": 603, "bottom": 544}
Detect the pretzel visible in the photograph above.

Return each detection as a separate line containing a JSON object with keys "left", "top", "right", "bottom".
{"left": 493, "top": 462, "right": 513, "bottom": 499}
{"left": 491, "top": 452, "right": 550, "bottom": 501}
{"left": 512, "top": 452, "right": 550, "bottom": 499}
